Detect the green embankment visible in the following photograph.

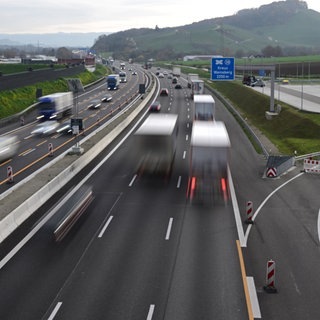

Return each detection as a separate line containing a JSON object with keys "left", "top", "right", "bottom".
{"left": 210, "top": 81, "right": 320, "bottom": 155}
{"left": 0, "top": 64, "right": 108, "bottom": 119}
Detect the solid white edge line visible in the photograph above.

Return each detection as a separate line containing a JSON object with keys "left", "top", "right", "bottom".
{"left": 146, "top": 304, "right": 155, "bottom": 320}
{"left": 318, "top": 209, "right": 320, "bottom": 244}
{"left": 98, "top": 216, "right": 114, "bottom": 238}
{"left": 165, "top": 218, "right": 173, "bottom": 240}
{"left": 244, "top": 172, "right": 304, "bottom": 246}
{"left": 47, "top": 302, "right": 63, "bottom": 320}
{"left": 228, "top": 166, "right": 246, "bottom": 247}
{"left": 247, "top": 277, "right": 262, "bottom": 318}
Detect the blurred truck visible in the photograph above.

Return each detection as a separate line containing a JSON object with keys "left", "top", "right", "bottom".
{"left": 107, "top": 74, "right": 120, "bottom": 90}
{"left": 187, "top": 121, "right": 231, "bottom": 202}
{"left": 193, "top": 94, "right": 215, "bottom": 121}
{"left": 187, "top": 73, "right": 199, "bottom": 88}
{"left": 191, "top": 79, "right": 204, "bottom": 99}
{"left": 172, "top": 66, "right": 181, "bottom": 77}
{"left": 119, "top": 71, "right": 127, "bottom": 83}
{"left": 0, "top": 135, "right": 19, "bottom": 163}
{"left": 37, "top": 92, "right": 73, "bottom": 121}
{"left": 134, "top": 113, "right": 178, "bottom": 177}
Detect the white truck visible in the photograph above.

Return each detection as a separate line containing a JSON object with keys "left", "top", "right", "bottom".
{"left": 187, "top": 73, "right": 199, "bottom": 88}
{"left": 119, "top": 71, "right": 127, "bottom": 83}
{"left": 134, "top": 113, "right": 178, "bottom": 177}
{"left": 187, "top": 121, "right": 231, "bottom": 202}
{"left": 193, "top": 94, "right": 215, "bottom": 121}
{"left": 191, "top": 79, "right": 204, "bottom": 99}
{"left": 37, "top": 92, "right": 73, "bottom": 121}
{"left": 172, "top": 66, "right": 181, "bottom": 77}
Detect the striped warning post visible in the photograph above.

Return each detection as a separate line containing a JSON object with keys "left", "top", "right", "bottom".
{"left": 48, "top": 143, "right": 54, "bottom": 157}
{"left": 245, "top": 201, "right": 254, "bottom": 224}
{"left": 7, "top": 166, "right": 14, "bottom": 184}
{"left": 264, "top": 260, "right": 277, "bottom": 293}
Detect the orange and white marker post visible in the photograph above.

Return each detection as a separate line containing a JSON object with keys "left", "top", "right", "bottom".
{"left": 245, "top": 201, "right": 254, "bottom": 224}
{"left": 264, "top": 259, "right": 277, "bottom": 293}
{"left": 48, "top": 143, "right": 54, "bottom": 157}
{"left": 7, "top": 166, "right": 14, "bottom": 184}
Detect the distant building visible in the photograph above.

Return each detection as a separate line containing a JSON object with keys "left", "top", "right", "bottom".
{"left": 183, "top": 55, "right": 223, "bottom": 61}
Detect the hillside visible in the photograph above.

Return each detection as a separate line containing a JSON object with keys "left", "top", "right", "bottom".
{"left": 91, "top": 0, "right": 320, "bottom": 60}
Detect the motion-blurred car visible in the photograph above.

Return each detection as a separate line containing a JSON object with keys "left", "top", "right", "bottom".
{"left": 31, "top": 121, "right": 60, "bottom": 136}
{"left": 87, "top": 99, "right": 101, "bottom": 109}
{"left": 149, "top": 101, "right": 161, "bottom": 112}
{"left": 132, "top": 71, "right": 137, "bottom": 75}
{"left": 0, "top": 135, "right": 19, "bottom": 162}
{"left": 251, "top": 79, "right": 265, "bottom": 87}
{"left": 158, "top": 73, "right": 164, "bottom": 78}
{"left": 160, "top": 88, "right": 169, "bottom": 96}
{"left": 101, "top": 94, "right": 112, "bottom": 102}
{"left": 175, "top": 83, "right": 182, "bottom": 89}
{"left": 56, "top": 120, "right": 73, "bottom": 134}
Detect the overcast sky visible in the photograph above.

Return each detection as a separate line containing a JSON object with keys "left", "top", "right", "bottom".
{"left": 1, "top": 0, "right": 319, "bottom": 34}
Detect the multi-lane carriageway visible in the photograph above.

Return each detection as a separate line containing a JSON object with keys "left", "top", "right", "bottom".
{"left": 1, "top": 66, "right": 320, "bottom": 319}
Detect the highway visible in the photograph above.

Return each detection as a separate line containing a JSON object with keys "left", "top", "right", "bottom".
{"left": 0, "top": 65, "right": 146, "bottom": 192}
{"left": 1, "top": 66, "right": 320, "bottom": 319}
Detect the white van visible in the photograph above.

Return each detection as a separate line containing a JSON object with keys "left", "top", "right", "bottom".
{"left": 0, "top": 135, "right": 19, "bottom": 162}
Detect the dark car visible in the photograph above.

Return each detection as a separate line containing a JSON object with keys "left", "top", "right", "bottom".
{"left": 175, "top": 83, "right": 182, "bottom": 89}
{"left": 160, "top": 88, "right": 169, "bottom": 96}
{"left": 101, "top": 94, "right": 112, "bottom": 102}
{"left": 172, "top": 77, "right": 178, "bottom": 84}
{"left": 242, "top": 75, "right": 256, "bottom": 86}
{"left": 149, "top": 101, "right": 161, "bottom": 112}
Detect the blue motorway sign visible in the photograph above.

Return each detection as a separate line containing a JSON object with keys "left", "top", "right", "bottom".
{"left": 211, "top": 57, "right": 235, "bottom": 81}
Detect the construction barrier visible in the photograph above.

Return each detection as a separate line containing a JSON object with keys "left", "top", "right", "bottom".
{"left": 264, "top": 259, "right": 277, "bottom": 293}
{"left": 304, "top": 159, "right": 320, "bottom": 173}
{"left": 245, "top": 201, "right": 254, "bottom": 224}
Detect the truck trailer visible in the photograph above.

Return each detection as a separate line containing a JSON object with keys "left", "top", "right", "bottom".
{"left": 187, "top": 121, "right": 231, "bottom": 202}
{"left": 107, "top": 74, "right": 120, "bottom": 90}
{"left": 37, "top": 92, "right": 73, "bottom": 121}
{"left": 193, "top": 94, "right": 215, "bottom": 121}
{"left": 172, "top": 66, "right": 181, "bottom": 77}
{"left": 134, "top": 113, "right": 178, "bottom": 177}
{"left": 187, "top": 73, "right": 199, "bottom": 88}
{"left": 191, "top": 79, "right": 204, "bottom": 99}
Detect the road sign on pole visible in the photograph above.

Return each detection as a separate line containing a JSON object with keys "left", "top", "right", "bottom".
{"left": 211, "top": 57, "right": 235, "bottom": 81}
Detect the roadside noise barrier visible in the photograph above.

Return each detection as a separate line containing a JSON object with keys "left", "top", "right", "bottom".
{"left": 264, "top": 259, "right": 277, "bottom": 293}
